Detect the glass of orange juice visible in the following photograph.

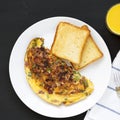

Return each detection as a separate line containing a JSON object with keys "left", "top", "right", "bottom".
{"left": 106, "top": 3, "right": 120, "bottom": 35}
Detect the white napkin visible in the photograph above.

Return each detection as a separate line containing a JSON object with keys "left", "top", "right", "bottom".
{"left": 84, "top": 50, "right": 120, "bottom": 120}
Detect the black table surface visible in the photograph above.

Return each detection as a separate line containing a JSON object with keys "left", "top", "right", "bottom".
{"left": 0, "top": 0, "right": 120, "bottom": 120}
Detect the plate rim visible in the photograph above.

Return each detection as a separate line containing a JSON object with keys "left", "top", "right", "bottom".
{"left": 9, "top": 16, "right": 111, "bottom": 118}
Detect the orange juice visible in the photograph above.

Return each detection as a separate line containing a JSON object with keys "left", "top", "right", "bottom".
{"left": 106, "top": 3, "right": 120, "bottom": 35}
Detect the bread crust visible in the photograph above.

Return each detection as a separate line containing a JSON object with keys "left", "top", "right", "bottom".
{"left": 72, "top": 25, "right": 103, "bottom": 70}
{"left": 51, "top": 22, "right": 90, "bottom": 64}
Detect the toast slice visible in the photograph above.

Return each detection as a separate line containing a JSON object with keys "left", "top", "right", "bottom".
{"left": 51, "top": 22, "right": 90, "bottom": 64}
{"left": 72, "top": 25, "right": 103, "bottom": 70}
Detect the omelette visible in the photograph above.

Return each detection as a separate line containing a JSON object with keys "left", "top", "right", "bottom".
{"left": 24, "top": 38, "right": 94, "bottom": 105}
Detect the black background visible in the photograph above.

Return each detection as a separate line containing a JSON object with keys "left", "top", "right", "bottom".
{"left": 0, "top": 0, "right": 120, "bottom": 120}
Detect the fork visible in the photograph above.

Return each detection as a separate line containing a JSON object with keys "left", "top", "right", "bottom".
{"left": 112, "top": 68, "right": 120, "bottom": 98}
{"left": 112, "top": 50, "right": 120, "bottom": 98}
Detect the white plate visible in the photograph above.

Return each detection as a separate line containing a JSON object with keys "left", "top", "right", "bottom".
{"left": 9, "top": 16, "right": 111, "bottom": 118}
